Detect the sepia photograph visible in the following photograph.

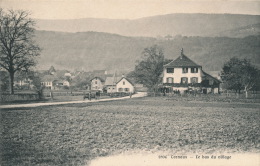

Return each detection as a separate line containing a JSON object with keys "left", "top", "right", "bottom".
{"left": 0, "top": 0, "right": 259, "bottom": 165}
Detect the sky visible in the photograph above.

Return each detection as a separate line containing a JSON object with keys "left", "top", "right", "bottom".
{"left": 0, "top": 0, "right": 260, "bottom": 20}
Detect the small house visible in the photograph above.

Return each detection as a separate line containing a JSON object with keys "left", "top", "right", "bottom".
{"left": 116, "top": 77, "right": 135, "bottom": 93}
{"left": 90, "top": 77, "right": 105, "bottom": 91}
{"left": 41, "top": 75, "right": 55, "bottom": 90}
{"left": 104, "top": 76, "right": 122, "bottom": 93}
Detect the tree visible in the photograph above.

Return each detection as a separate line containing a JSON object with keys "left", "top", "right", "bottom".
{"left": 28, "top": 71, "right": 44, "bottom": 99}
{"left": 131, "top": 45, "right": 170, "bottom": 90}
{"left": 0, "top": 70, "right": 9, "bottom": 92}
{"left": 221, "top": 57, "right": 259, "bottom": 98}
{"left": 0, "top": 9, "right": 41, "bottom": 94}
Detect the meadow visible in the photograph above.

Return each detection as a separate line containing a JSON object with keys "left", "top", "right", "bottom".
{"left": 1, "top": 97, "right": 260, "bottom": 166}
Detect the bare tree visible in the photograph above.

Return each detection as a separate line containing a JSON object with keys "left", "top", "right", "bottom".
{"left": 0, "top": 8, "right": 40, "bottom": 94}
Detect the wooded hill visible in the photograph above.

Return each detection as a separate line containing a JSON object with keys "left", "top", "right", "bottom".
{"left": 36, "top": 13, "right": 260, "bottom": 38}
{"left": 35, "top": 31, "right": 260, "bottom": 72}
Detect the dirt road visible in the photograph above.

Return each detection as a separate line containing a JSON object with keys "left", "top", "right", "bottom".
{"left": 0, "top": 92, "right": 147, "bottom": 109}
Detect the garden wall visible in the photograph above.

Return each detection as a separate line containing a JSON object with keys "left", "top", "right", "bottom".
{"left": 0, "top": 93, "right": 39, "bottom": 103}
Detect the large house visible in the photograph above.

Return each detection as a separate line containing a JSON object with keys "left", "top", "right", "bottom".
{"left": 162, "top": 49, "right": 221, "bottom": 94}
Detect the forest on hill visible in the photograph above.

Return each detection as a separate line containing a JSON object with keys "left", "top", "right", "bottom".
{"left": 35, "top": 31, "right": 260, "bottom": 73}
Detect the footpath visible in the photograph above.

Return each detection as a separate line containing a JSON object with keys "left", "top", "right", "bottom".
{"left": 0, "top": 92, "right": 147, "bottom": 109}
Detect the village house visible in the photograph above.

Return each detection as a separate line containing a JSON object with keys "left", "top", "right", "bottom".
{"left": 41, "top": 75, "right": 70, "bottom": 90}
{"left": 39, "top": 66, "right": 72, "bottom": 90}
{"left": 41, "top": 75, "right": 55, "bottom": 90}
{"left": 116, "top": 77, "right": 135, "bottom": 93}
{"left": 90, "top": 77, "right": 105, "bottom": 91}
{"left": 104, "top": 76, "right": 122, "bottom": 93}
{"left": 162, "top": 49, "right": 221, "bottom": 94}
{"left": 104, "top": 75, "right": 135, "bottom": 93}
{"left": 88, "top": 70, "right": 110, "bottom": 91}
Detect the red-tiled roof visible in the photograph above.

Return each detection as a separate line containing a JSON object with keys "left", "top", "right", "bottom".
{"left": 164, "top": 53, "right": 201, "bottom": 68}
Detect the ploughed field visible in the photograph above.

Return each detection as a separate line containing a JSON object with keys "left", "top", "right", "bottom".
{"left": 1, "top": 97, "right": 260, "bottom": 166}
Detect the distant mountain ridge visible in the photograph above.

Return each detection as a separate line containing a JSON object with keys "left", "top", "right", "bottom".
{"left": 36, "top": 13, "right": 260, "bottom": 37}
{"left": 35, "top": 30, "right": 260, "bottom": 72}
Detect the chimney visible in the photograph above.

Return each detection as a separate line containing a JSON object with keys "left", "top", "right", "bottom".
{"left": 180, "top": 48, "right": 184, "bottom": 59}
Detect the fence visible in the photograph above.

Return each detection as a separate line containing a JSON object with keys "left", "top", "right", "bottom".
{"left": 0, "top": 93, "right": 40, "bottom": 103}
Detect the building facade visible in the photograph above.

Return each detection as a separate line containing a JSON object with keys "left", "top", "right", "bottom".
{"left": 104, "top": 76, "right": 121, "bottom": 93}
{"left": 116, "top": 77, "right": 135, "bottom": 93}
{"left": 162, "top": 49, "right": 221, "bottom": 93}
{"left": 90, "top": 77, "right": 105, "bottom": 91}
{"left": 104, "top": 76, "right": 135, "bottom": 93}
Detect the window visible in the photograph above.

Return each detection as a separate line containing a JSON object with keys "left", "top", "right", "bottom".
{"left": 166, "top": 77, "right": 173, "bottom": 83}
{"left": 119, "top": 88, "right": 123, "bottom": 92}
{"left": 209, "top": 80, "right": 214, "bottom": 85}
{"left": 167, "top": 68, "right": 174, "bottom": 73}
{"left": 191, "top": 68, "right": 198, "bottom": 73}
{"left": 123, "top": 81, "right": 125, "bottom": 85}
{"left": 95, "top": 81, "right": 97, "bottom": 84}
{"left": 182, "top": 68, "right": 188, "bottom": 73}
{"left": 181, "top": 77, "right": 188, "bottom": 84}
{"left": 125, "top": 88, "right": 129, "bottom": 92}
{"left": 190, "top": 77, "right": 198, "bottom": 83}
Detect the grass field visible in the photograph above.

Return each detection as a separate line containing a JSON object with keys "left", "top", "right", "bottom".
{"left": 1, "top": 97, "right": 260, "bottom": 166}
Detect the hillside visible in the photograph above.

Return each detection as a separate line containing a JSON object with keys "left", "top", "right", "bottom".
{"left": 35, "top": 31, "right": 260, "bottom": 72}
{"left": 216, "top": 23, "right": 260, "bottom": 38}
{"left": 36, "top": 13, "right": 260, "bottom": 37}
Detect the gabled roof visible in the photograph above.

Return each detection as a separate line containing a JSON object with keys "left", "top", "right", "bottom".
{"left": 116, "top": 77, "right": 135, "bottom": 86}
{"left": 53, "top": 80, "right": 67, "bottom": 84}
{"left": 206, "top": 71, "right": 221, "bottom": 79}
{"left": 164, "top": 50, "right": 201, "bottom": 68}
{"left": 90, "top": 77, "right": 105, "bottom": 82}
{"left": 105, "top": 76, "right": 122, "bottom": 86}
{"left": 202, "top": 71, "right": 222, "bottom": 83}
